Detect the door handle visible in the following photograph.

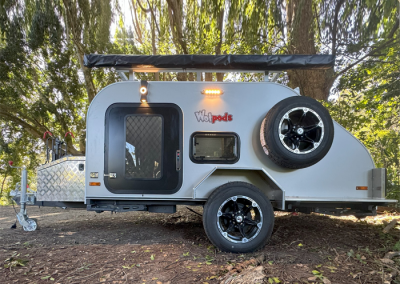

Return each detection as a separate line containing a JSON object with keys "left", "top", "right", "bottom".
{"left": 176, "top": 150, "right": 181, "bottom": 171}
{"left": 104, "top": 173, "right": 117, "bottom": 179}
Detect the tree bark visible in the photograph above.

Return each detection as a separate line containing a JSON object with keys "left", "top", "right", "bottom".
{"left": 286, "top": 0, "right": 334, "bottom": 101}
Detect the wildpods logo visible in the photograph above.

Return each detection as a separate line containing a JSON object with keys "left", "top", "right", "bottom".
{"left": 195, "top": 110, "right": 233, "bottom": 124}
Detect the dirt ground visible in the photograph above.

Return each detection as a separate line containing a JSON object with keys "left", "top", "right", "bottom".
{"left": 0, "top": 205, "right": 399, "bottom": 284}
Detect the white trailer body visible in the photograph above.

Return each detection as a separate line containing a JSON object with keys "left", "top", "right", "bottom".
{"left": 14, "top": 54, "right": 396, "bottom": 253}
{"left": 84, "top": 80, "right": 387, "bottom": 205}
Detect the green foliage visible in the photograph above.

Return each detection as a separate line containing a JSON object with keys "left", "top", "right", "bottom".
{"left": 393, "top": 240, "right": 400, "bottom": 251}
{"left": 326, "top": 48, "right": 400, "bottom": 201}
{"left": 0, "top": 0, "right": 123, "bottom": 200}
{"left": 4, "top": 252, "right": 29, "bottom": 269}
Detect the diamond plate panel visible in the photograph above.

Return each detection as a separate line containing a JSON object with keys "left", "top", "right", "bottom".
{"left": 125, "top": 115, "right": 162, "bottom": 179}
{"left": 37, "top": 156, "right": 85, "bottom": 202}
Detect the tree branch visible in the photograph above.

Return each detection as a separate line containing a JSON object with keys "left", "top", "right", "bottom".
{"left": 331, "top": 0, "right": 344, "bottom": 56}
{"left": 63, "top": 0, "right": 97, "bottom": 103}
{"left": 0, "top": 111, "right": 45, "bottom": 139}
{"left": 130, "top": 0, "right": 143, "bottom": 43}
{"left": 387, "top": 18, "right": 399, "bottom": 39}
{"left": 0, "top": 106, "right": 82, "bottom": 155}
{"left": 335, "top": 38, "right": 398, "bottom": 78}
{"left": 136, "top": 0, "right": 151, "bottom": 13}
{"left": 147, "top": 0, "right": 160, "bottom": 35}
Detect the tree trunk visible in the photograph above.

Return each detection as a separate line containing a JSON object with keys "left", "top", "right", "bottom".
{"left": 215, "top": 8, "right": 225, "bottom": 82}
{"left": 286, "top": 0, "right": 334, "bottom": 101}
{"left": 166, "top": 0, "right": 188, "bottom": 54}
{"left": 63, "top": 0, "right": 97, "bottom": 103}
{"left": 79, "top": 132, "right": 86, "bottom": 154}
{"left": 0, "top": 171, "right": 9, "bottom": 196}
{"left": 151, "top": 10, "right": 160, "bottom": 81}
{"left": 188, "top": 72, "right": 195, "bottom": 81}
{"left": 76, "top": 52, "right": 97, "bottom": 103}
{"left": 205, "top": 73, "right": 213, "bottom": 81}
{"left": 177, "top": 73, "right": 188, "bottom": 81}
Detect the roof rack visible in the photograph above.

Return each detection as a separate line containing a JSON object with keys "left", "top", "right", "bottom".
{"left": 84, "top": 54, "right": 334, "bottom": 82}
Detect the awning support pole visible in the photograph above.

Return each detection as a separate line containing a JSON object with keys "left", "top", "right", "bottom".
{"left": 129, "top": 70, "right": 136, "bottom": 81}
{"left": 271, "top": 72, "right": 282, "bottom": 82}
{"left": 118, "top": 71, "right": 128, "bottom": 81}
{"left": 264, "top": 71, "right": 269, "bottom": 82}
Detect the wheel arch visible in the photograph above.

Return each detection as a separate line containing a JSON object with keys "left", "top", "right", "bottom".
{"left": 194, "top": 168, "right": 285, "bottom": 210}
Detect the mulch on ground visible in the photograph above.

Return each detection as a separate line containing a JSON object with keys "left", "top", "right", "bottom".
{"left": 0, "top": 206, "right": 399, "bottom": 283}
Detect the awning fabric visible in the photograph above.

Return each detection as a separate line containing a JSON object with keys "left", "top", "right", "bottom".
{"left": 83, "top": 54, "right": 335, "bottom": 71}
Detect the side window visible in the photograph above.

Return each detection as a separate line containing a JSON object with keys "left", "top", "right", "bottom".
{"left": 125, "top": 115, "right": 163, "bottom": 179}
{"left": 190, "top": 132, "right": 240, "bottom": 164}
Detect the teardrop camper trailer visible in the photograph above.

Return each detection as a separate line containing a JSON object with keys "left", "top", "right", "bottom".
{"left": 11, "top": 54, "right": 396, "bottom": 253}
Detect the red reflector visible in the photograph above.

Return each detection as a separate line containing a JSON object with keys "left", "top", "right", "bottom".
{"left": 356, "top": 186, "right": 368, "bottom": 190}
{"left": 89, "top": 182, "right": 101, "bottom": 186}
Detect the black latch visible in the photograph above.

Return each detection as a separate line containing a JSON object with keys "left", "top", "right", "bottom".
{"left": 176, "top": 150, "right": 181, "bottom": 171}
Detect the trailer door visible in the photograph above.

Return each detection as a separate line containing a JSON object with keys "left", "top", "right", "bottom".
{"left": 104, "top": 103, "right": 183, "bottom": 194}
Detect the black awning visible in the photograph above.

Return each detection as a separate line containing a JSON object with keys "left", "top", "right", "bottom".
{"left": 83, "top": 54, "right": 335, "bottom": 71}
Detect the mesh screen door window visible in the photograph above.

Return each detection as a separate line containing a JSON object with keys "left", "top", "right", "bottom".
{"left": 191, "top": 133, "right": 239, "bottom": 164}
{"left": 125, "top": 115, "right": 163, "bottom": 179}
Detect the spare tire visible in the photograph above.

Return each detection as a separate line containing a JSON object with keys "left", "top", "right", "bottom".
{"left": 260, "top": 96, "right": 334, "bottom": 169}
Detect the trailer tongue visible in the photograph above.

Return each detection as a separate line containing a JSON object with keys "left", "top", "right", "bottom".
{"left": 11, "top": 54, "right": 396, "bottom": 253}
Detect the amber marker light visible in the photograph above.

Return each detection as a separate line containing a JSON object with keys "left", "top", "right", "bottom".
{"left": 356, "top": 186, "right": 368, "bottom": 190}
{"left": 89, "top": 182, "right": 101, "bottom": 186}
{"left": 202, "top": 89, "right": 223, "bottom": 96}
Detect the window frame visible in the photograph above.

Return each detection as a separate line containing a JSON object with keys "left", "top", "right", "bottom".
{"left": 189, "top": 132, "right": 240, "bottom": 164}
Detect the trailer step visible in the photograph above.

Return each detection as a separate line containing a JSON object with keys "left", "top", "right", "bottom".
{"left": 87, "top": 204, "right": 147, "bottom": 213}
{"left": 87, "top": 201, "right": 177, "bottom": 214}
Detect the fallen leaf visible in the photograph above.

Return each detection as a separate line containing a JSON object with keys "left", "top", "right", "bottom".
{"left": 380, "top": 258, "right": 394, "bottom": 264}
{"left": 323, "top": 278, "right": 331, "bottom": 284}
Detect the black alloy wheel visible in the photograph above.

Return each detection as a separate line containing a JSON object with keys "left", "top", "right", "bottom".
{"left": 203, "top": 182, "right": 274, "bottom": 253}
{"left": 261, "top": 96, "right": 334, "bottom": 169}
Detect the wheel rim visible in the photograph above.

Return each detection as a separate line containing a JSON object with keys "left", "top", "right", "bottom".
{"left": 278, "top": 107, "right": 324, "bottom": 154}
{"left": 23, "top": 219, "right": 37, "bottom": 232}
{"left": 217, "top": 195, "right": 263, "bottom": 244}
